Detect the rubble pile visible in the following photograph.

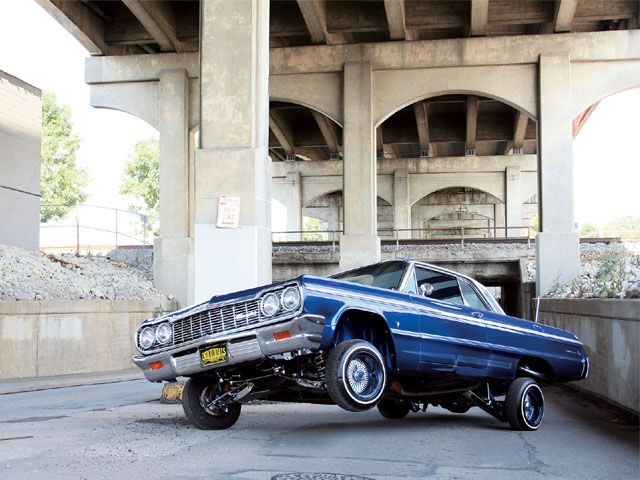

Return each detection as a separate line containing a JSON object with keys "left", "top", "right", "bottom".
{"left": 0, "top": 244, "right": 171, "bottom": 301}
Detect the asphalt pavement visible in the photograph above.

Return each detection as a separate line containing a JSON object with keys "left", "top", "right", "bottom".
{"left": 0, "top": 379, "right": 637, "bottom": 480}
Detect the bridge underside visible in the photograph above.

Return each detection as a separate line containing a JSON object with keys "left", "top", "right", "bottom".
{"left": 37, "top": 0, "right": 640, "bottom": 306}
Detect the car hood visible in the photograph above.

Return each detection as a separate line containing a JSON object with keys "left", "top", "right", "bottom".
{"left": 141, "top": 277, "right": 303, "bottom": 325}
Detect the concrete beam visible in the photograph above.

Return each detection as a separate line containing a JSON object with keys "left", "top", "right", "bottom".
{"left": 413, "top": 101, "right": 430, "bottom": 156}
{"left": 269, "top": 110, "right": 296, "bottom": 155}
{"left": 554, "top": 0, "right": 579, "bottom": 33}
{"left": 513, "top": 110, "right": 529, "bottom": 152}
{"left": 383, "top": 0, "right": 417, "bottom": 41}
{"left": 310, "top": 110, "right": 340, "bottom": 155}
{"left": 466, "top": 96, "right": 478, "bottom": 155}
{"left": 296, "top": 0, "right": 349, "bottom": 45}
{"left": 122, "top": 0, "right": 182, "bottom": 52}
{"left": 35, "top": 0, "right": 129, "bottom": 55}
{"left": 84, "top": 31, "right": 640, "bottom": 84}
{"left": 270, "top": 30, "right": 640, "bottom": 74}
{"left": 470, "top": 0, "right": 489, "bottom": 36}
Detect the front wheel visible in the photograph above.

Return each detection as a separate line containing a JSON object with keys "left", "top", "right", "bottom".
{"left": 506, "top": 377, "right": 544, "bottom": 431}
{"left": 325, "top": 339, "right": 387, "bottom": 412}
{"left": 182, "top": 377, "right": 241, "bottom": 430}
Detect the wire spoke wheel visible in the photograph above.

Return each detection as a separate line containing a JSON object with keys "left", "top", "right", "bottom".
{"left": 344, "top": 351, "right": 384, "bottom": 402}
{"left": 506, "top": 377, "right": 545, "bottom": 431}
{"left": 326, "top": 340, "right": 387, "bottom": 411}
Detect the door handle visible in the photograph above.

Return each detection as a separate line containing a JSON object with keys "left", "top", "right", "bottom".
{"left": 471, "top": 312, "right": 484, "bottom": 319}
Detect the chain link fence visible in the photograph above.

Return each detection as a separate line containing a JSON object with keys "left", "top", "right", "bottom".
{"left": 40, "top": 203, "right": 158, "bottom": 255}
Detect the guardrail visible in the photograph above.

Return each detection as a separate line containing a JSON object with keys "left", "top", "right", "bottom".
{"left": 272, "top": 226, "right": 534, "bottom": 251}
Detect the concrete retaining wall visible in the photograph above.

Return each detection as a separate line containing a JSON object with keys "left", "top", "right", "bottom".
{"left": 0, "top": 299, "right": 177, "bottom": 379}
{"left": 538, "top": 299, "right": 639, "bottom": 413}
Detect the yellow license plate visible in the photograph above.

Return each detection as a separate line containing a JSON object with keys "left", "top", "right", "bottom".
{"left": 200, "top": 344, "right": 228, "bottom": 367}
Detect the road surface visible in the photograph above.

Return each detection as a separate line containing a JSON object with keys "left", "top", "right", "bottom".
{"left": 0, "top": 380, "right": 637, "bottom": 480}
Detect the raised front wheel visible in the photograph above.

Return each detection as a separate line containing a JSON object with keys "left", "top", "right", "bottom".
{"left": 182, "top": 377, "right": 241, "bottom": 430}
{"left": 506, "top": 377, "right": 544, "bottom": 431}
{"left": 325, "top": 339, "right": 387, "bottom": 412}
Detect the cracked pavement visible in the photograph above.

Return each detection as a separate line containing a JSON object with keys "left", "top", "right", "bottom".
{"left": 0, "top": 380, "right": 637, "bottom": 480}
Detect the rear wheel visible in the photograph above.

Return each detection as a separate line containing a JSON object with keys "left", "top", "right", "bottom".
{"left": 506, "top": 377, "right": 544, "bottom": 431}
{"left": 377, "top": 398, "right": 411, "bottom": 419}
{"left": 326, "top": 339, "right": 387, "bottom": 412}
{"left": 182, "top": 377, "right": 241, "bottom": 430}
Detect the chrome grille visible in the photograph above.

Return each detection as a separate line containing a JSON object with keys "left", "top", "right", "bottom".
{"left": 170, "top": 293, "right": 290, "bottom": 347}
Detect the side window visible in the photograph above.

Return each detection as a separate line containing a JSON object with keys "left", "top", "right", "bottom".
{"left": 414, "top": 267, "right": 464, "bottom": 306}
{"left": 459, "top": 278, "right": 489, "bottom": 311}
{"left": 404, "top": 269, "right": 418, "bottom": 295}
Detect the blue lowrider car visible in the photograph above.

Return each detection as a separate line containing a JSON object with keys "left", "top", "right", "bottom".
{"left": 133, "top": 260, "right": 588, "bottom": 431}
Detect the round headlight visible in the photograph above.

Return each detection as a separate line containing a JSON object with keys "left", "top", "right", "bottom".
{"left": 155, "top": 323, "right": 172, "bottom": 345}
{"left": 281, "top": 286, "right": 301, "bottom": 311}
{"left": 139, "top": 326, "right": 155, "bottom": 350}
{"left": 260, "top": 293, "right": 279, "bottom": 317}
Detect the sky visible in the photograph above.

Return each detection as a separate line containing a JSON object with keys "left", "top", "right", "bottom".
{"left": 0, "top": 0, "right": 638, "bottom": 244}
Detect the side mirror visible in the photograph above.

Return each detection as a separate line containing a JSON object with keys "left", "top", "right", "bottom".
{"left": 419, "top": 283, "right": 434, "bottom": 297}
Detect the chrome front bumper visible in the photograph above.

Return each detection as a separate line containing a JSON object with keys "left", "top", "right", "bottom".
{"left": 132, "top": 314, "right": 325, "bottom": 382}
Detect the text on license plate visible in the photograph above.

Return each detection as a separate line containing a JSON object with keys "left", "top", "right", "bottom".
{"left": 200, "top": 345, "right": 228, "bottom": 367}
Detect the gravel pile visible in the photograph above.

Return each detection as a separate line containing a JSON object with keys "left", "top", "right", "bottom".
{"left": 106, "top": 247, "right": 154, "bottom": 280}
{"left": 537, "top": 242, "right": 640, "bottom": 299}
{"left": 0, "top": 244, "right": 171, "bottom": 301}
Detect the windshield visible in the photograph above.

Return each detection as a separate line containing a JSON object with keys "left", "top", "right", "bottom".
{"left": 331, "top": 261, "right": 407, "bottom": 290}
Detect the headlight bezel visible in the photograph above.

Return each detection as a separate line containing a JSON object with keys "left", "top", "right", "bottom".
{"left": 260, "top": 292, "right": 280, "bottom": 317}
{"left": 139, "top": 326, "right": 156, "bottom": 350}
{"left": 281, "top": 286, "right": 302, "bottom": 311}
{"left": 155, "top": 322, "right": 173, "bottom": 345}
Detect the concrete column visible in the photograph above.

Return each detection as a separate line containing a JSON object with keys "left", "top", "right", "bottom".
{"left": 154, "top": 68, "right": 193, "bottom": 307}
{"left": 194, "top": 0, "right": 271, "bottom": 301}
{"left": 536, "top": 52, "right": 580, "bottom": 295}
{"left": 505, "top": 165, "right": 524, "bottom": 237}
{"left": 393, "top": 168, "right": 410, "bottom": 239}
{"left": 286, "top": 171, "right": 302, "bottom": 240}
{"left": 340, "top": 61, "right": 380, "bottom": 270}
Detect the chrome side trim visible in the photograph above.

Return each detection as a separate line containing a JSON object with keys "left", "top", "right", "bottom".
{"left": 306, "top": 284, "right": 582, "bottom": 345}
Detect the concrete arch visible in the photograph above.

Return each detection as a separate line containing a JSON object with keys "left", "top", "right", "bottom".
{"left": 270, "top": 73, "right": 343, "bottom": 126}
{"left": 571, "top": 61, "right": 640, "bottom": 118}
{"left": 373, "top": 64, "right": 537, "bottom": 127}
{"left": 304, "top": 188, "right": 343, "bottom": 208}
{"left": 89, "top": 82, "right": 159, "bottom": 129}
{"left": 409, "top": 176, "right": 505, "bottom": 206}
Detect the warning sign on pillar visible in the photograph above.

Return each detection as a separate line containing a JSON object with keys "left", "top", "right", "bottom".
{"left": 216, "top": 196, "right": 241, "bottom": 229}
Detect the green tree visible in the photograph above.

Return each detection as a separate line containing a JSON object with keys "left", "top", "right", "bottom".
{"left": 120, "top": 138, "right": 160, "bottom": 232}
{"left": 40, "top": 91, "right": 87, "bottom": 222}
{"left": 604, "top": 216, "right": 640, "bottom": 238}
{"left": 578, "top": 222, "right": 599, "bottom": 238}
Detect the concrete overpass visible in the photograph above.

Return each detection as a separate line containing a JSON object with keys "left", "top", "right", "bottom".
{"left": 36, "top": 0, "right": 640, "bottom": 306}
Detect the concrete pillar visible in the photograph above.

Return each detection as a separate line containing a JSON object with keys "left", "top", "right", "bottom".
{"left": 154, "top": 68, "right": 193, "bottom": 307}
{"left": 393, "top": 168, "right": 410, "bottom": 239}
{"left": 536, "top": 52, "right": 580, "bottom": 296}
{"left": 286, "top": 171, "right": 302, "bottom": 240}
{"left": 194, "top": 0, "right": 271, "bottom": 301}
{"left": 340, "top": 61, "right": 380, "bottom": 270}
{"left": 505, "top": 165, "right": 524, "bottom": 237}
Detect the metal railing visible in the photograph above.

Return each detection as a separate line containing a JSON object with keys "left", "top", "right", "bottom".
{"left": 40, "top": 203, "right": 158, "bottom": 255}
{"left": 272, "top": 226, "right": 535, "bottom": 251}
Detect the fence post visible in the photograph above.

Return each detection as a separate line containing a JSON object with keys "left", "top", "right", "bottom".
{"left": 331, "top": 231, "right": 336, "bottom": 253}
{"left": 395, "top": 229, "right": 399, "bottom": 253}
{"left": 143, "top": 215, "right": 148, "bottom": 246}
{"left": 75, "top": 201, "right": 80, "bottom": 256}
{"left": 115, "top": 208, "right": 119, "bottom": 249}
{"left": 461, "top": 227, "right": 464, "bottom": 249}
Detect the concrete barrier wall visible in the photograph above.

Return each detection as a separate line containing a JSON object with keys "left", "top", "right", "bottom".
{"left": 0, "top": 299, "right": 177, "bottom": 380}
{"left": 538, "top": 299, "right": 639, "bottom": 413}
